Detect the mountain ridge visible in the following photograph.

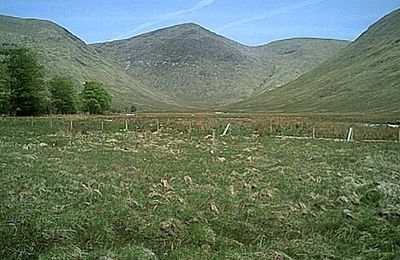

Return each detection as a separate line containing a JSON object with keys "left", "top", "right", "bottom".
{"left": 92, "top": 23, "right": 349, "bottom": 107}
{"left": 0, "top": 14, "right": 184, "bottom": 111}
{"left": 234, "top": 8, "right": 400, "bottom": 113}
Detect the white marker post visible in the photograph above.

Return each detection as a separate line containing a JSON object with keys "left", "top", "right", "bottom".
{"left": 221, "top": 123, "right": 231, "bottom": 137}
{"left": 347, "top": 127, "right": 354, "bottom": 142}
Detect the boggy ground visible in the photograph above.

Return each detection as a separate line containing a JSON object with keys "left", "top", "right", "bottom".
{"left": 0, "top": 122, "right": 399, "bottom": 259}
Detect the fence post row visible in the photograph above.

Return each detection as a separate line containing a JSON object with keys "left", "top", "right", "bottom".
{"left": 7, "top": 117, "right": 399, "bottom": 143}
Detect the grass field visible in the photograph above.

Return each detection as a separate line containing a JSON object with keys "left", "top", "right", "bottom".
{"left": 1, "top": 115, "right": 399, "bottom": 259}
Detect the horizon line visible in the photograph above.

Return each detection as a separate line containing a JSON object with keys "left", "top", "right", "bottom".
{"left": 0, "top": 13, "right": 363, "bottom": 46}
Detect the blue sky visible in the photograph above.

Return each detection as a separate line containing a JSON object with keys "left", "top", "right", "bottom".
{"left": 0, "top": 0, "right": 399, "bottom": 45}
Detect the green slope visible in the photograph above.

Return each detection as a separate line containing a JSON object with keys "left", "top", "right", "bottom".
{"left": 92, "top": 23, "right": 348, "bottom": 108}
{"left": 235, "top": 9, "right": 400, "bottom": 113}
{"left": 254, "top": 38, "right": 350, "bottom": 92}
{"left": 0, "top": 14, "right": 182, "bottom": 111}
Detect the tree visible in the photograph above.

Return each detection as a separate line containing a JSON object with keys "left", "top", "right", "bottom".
{"left": 81, "top": 81, "right": 112, "bottom": 114}
{"left": 2, "top": 48, "right": 45, "bottom": 116}
{"left": 49, "top": 77, "right": 78, "bottom": 114}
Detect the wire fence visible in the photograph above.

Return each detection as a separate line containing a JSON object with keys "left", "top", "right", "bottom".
{"left": 1, "top": 115, "right": 399, "bottom": 143}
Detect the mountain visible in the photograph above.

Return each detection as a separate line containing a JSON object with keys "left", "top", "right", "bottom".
{"left": 0, "top": 14, "right": 182, "bottom": 111}
{"left": 92, "top": 23, "right": 348, "bottom": 108}
{"left": 235, "top": 9, "right": 400, "bottom": 113}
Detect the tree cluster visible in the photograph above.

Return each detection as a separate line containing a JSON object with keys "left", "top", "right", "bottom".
{"left": 0, "top": 47, "right": 113, "bottom": 116}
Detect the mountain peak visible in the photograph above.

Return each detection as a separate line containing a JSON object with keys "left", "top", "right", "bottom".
{"left": 171, "top": 22, "right": 205, "bottom": 29}
{"left": 92, "top": 20, "right": 348, "bottom": 107}
{"left": 136, "top": 22, "right": 214, "bottom": 40}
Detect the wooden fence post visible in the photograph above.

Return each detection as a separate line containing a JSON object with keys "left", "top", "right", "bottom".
{"left": 398, "top": 128, "right": 400, "bottom": 143}
{"left": 156, "top": 119, "right": 160, "bottom": 132}
{"left": 312, "top": 126, "right": 316, "bottom": 139}
{"left": 188, "top": 121, "right": 192, "bottom": 140}
{"left": 125, "top": 120, "right": 128, "bottom": 131}
{"left": 31, "top": 116, "right": 34, "bottom": 127}
{"left": 212, "top": 129, "right": 216, "bottom": 153}
{"left": 70, "top": 120, "right": 73, "bottom": 132}
{"left": 101, "top": 121, "right": 104, "bottom": 132}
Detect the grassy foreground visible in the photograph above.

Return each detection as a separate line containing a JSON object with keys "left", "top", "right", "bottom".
{"left": 0, "top": 119, "right": 399, "bottom": 259}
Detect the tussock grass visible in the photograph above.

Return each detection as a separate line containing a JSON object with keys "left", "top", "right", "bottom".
{"left": 0, "top": 115, "right": 399, "bottom": 259}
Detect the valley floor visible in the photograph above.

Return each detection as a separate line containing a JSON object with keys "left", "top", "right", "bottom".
{"left": 0, "top": 116, "right": 399, "bottom": 259}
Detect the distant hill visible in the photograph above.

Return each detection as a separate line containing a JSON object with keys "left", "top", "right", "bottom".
{"left": 0, "top": 15, "right": 182, "bottom": 111}
{"left": 235, "top": 9, "right": 400, "bottom": 113}
{"left": 92, "top": 23, "right": 348, "bottom": 108}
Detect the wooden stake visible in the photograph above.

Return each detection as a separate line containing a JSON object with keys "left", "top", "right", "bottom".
{"left": 31, "top": 116, "right": 34, "bottom": 127}
{"left": 101, "top": 121, "right": 104, "bottom": 132}
{"left": 70, "top": 120, "right": 73, "bottom": 132}
{"left": 50, "top": 118, "right": 53, "bottom": 129}
{"left": 188, "top": 121, "right": 192, "bottom": 140}
{"left": 398, "top": 128, "right": 400, "bottom": 143}
{"left": 125, "top": 120, "right": 128, "bottom": 131}
{"left": 212, "top": 129, "right": 216, "bottom": 153}
{"left": 156, "top": 119, "right": 160, "bottom": 132}
{"left": 312, "top": 126, "right": 316, "bottom": 139}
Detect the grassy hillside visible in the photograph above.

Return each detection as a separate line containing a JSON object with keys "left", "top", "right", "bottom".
{"left": 92, "top": 24, "right": 348, "bottom": 108}
{"left": 254, "top": 38, "right": 350, "bottom": 92}
{"left": 235, "top": 9, "right": 400, "bottom": 113}
{"left": 0, "top": 15, "right": 182, "bottom": 111}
